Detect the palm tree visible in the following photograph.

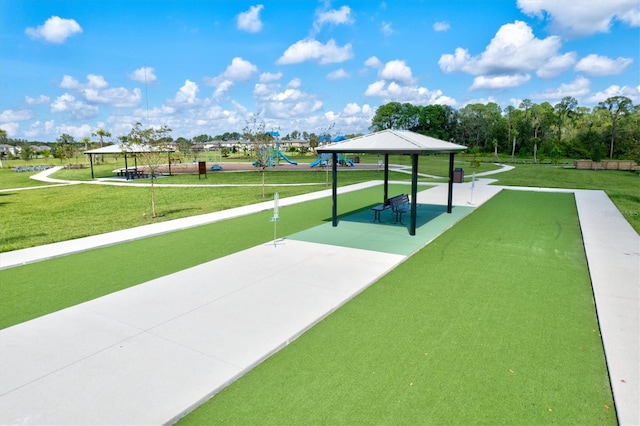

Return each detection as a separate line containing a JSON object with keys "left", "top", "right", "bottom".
{"left": 92, "top": 128, "right": 111, "bottom": 163}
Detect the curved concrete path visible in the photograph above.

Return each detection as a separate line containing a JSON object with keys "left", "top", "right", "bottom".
{"left": 0, "top": 175, "right": 637, "bottom": 425}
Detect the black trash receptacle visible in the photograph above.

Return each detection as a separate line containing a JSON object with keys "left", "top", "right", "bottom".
{"left": 353, "top": 156, "right": 360, "bottom": 163}
{"left": 453, "top": 167, "right": 464, "bottom": 183}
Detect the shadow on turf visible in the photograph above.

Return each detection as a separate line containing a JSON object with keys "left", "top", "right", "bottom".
{"left": 327, "top": 203, "right": 449, "bottom": 231}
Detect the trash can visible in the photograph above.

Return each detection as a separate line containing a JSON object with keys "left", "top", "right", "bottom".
{"left": 453, "top": 167, "right": 464, "bottom": 183}
{"left": 353, "top": 156, "right": 360, "bottom": 163}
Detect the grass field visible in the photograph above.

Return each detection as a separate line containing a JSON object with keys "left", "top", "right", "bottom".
{"left": 179, "top": 190, "right": 615, "bottom": 425}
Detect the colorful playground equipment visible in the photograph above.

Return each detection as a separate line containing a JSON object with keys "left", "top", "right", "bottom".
{"left": 253, "top": 144, "right": 298, "bottom": 167}
{"left": 309, "top": 153, "right": 354, "bottom": 167}
{"left": 310, "top": 135, "right": 354, "bottom": 167}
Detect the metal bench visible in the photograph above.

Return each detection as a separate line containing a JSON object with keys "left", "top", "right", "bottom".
{"left": 388, "top": 194, "right": 411, "bottom": 224}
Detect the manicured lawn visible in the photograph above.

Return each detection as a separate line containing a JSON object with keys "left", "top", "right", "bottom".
{"left": 0, "top": 185, "right": 405, "bottom": 329}
{"left": 0, "top": 170, "right": 403, "bottom": 252}
{"left": 0, "top": 168, "right": 60, "bottom": 189}
{"left": 179, "top": 190, "right": 615, "bottom": 425}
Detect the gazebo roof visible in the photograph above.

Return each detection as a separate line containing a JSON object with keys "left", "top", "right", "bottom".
{"left": 84, "top": 144, "right": 174, "bottom": 154}
{"left": 317, "top": 129, "right": 467, "bottom": 155}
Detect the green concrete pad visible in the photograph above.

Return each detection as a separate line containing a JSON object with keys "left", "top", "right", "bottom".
{"left": 287, "top": 204, "right": 475, "bottom": 256}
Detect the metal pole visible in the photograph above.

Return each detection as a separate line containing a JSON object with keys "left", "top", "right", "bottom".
{"left": 90, "top": 154, "right": 94, "bottom": 180}
{"left": 384, "top": 153, "right": 389, "bottom": 202}
{"left": 332, "top": 153, "right": 338, "bottom": 227}
{"left": 447, "top": 152, "right": 454, "bottom": 213}
{"left": 410, "top": 154, "right": 418, "bottom": 236}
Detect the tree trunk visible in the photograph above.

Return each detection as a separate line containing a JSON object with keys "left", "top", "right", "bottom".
{"left": 609, "top": 123, "right": 616, "bottom": 159}
{"left": 533, "top": 143, "right": 538, "bottom": 163}
{"left": 262, "top": 170, "right": 265, "bottom": 198}
{"left": 150, "top": 178, "right": 157, "bottom": 218}
{"left": 510, "top": 137, "right": 516, "bottom": 161}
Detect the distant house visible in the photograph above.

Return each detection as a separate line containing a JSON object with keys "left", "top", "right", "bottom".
{"left": 0, "top": 144, "right": 19, "bottom": 157}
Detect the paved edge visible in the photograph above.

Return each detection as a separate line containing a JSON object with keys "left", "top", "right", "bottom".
{"left": 574, "top": 190, "right": 640, "bottom": 426}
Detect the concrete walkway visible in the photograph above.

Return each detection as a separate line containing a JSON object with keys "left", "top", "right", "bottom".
{"left": 0, "top": 179, "right": 638, "bottom": 425}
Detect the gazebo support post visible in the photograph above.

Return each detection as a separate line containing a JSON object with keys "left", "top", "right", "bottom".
{"left": 410, "top": 153, "right": 418, "bottom": 236}
{"left": 124, "top": 154, "right": 129, "bottom": 180}
{"left": 331, "top": 153, "right": 338, "bottom": 227}
{"left": 383, "top": 153, "right": 389, "bottom": 202}
{"left": 89, "top": 154, "right": 94, "bottom": 180}
{"left": 447, "top": 152, "right": 454, "bottom": 213}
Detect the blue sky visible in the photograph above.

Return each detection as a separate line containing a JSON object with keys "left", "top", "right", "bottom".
{"left": 1, "top": 0, "right": 638, "bottom": 142}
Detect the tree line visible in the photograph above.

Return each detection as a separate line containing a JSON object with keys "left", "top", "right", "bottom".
{"left": 3, "top": 95, "right": 638, "bottom": 164}
{"left": 370, "top": 96, "right": 639, "bottom": 163}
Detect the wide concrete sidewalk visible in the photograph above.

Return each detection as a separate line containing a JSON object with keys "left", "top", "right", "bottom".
{"left": 0, "top": 180, "right": 638, "bottom": 425}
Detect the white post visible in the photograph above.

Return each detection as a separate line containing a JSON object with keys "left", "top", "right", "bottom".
{"left": 469, "top": 172, "right": 476, "bottom": 205}
{"left": 271, "top": 192, "right": 280, "bottom": 247}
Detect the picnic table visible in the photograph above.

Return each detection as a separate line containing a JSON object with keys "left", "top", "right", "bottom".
{"left": 114, "top": 168, "right": 148, "bottom": 179}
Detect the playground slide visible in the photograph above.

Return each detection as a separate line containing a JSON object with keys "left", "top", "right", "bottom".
{"left": 310, "top": 157, "right": 322, "bottom": 167}
{"left": 346, "top": 159, "right": 355, "bottom": 167}
{"left": 278, "top": 150, "right": 298, "bottom": 165}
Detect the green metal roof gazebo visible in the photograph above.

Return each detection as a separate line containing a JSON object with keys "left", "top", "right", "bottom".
{"left": 316, "top": 129, "right": 467, "bottom": 236}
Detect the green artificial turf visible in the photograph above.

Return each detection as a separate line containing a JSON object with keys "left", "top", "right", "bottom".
{"left": 179, "top": 190, "right": 615, "bottom": 425}
{"left": 491, "top": 164, "right": 640, "bottom": 233}
{"left": 0, "top": 185, "right": 407, "bottom": 329}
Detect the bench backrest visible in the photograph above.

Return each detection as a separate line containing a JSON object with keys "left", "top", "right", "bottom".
{"left": 388, "top": 194, "right": 410, "bottom": 208}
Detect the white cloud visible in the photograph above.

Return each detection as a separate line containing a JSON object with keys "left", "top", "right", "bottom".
{"left": 236, "top": 4, "right": 264, "bottom": 33}
{"left": 364, "top": 56, "right": 382, "bottom": 68}
{"left": 379, "top": 60, "right": 415, "bottom": 84}
{"left": 586, "top": 84, "right": 640, "bottom": 104}
{"left": 25, "top": 16, "right": 82, "bottom": 43}
{"left": 259, "top": 72, "right": 282, "bottom": 82}
{"left": 343, "top": 103, "right": 362, "bottom": 115}
{"left": 205, "top": 57, "right": 258, "bottom": 98}
{"left": 60, "top": 75, "right": 81, "bottom": 89}
{"left": 287, "top": 78, "right": 302, "bottom": 89}
{"left": 86, "top": 74, "right": 108, "bottom": 89}
{"left": 1, "top": 122, "right": 19, "bottom": 136}
{"left": 55, "top": 124, "right": 93, "bottom": 139}
{"left": 50, "top": 93, "right": 99, "bottom": 120}
{"left": 461, "top": 96, "right": 499, "bottom": 108}
{"left": 25, "top": 95, "right": 51, "bottom": 105}
{"left": 327, "top": 68, "right": 350, "bottom": 80}
{"left": 537, "top": 52, "right": 577, "bottom": 78}
{"left": 439, "top": 21, "right": 562, "bottom": 76}
{"left": 517, "top": 0, "right": 639, "bottom": 36}
{"left": 129, "top": 67, "right": 157, "bottom": 83}
{"left": 381, "top": 22, "right": 393, "bottom": 36}
{"left": 315, "top": 6, "right": 353, "bottom": 30}
{"left": 253, "top": 78, "right": 323, "bottom": 119}
{"left": 213, "top": 80, "right": 234, "bottom": 99}
{"left": 574, "top": 54, "right": 633, "bottom": 76}
{"left": 433, "top": 21, "right": 450, "bottom": 32}
{"left": 173, "top": 80, "right": 200, "bottom": 105}
{"left": 0, "top": 109, "right": 33, "bottom": 122}
{"left": 277, "top": 39, "right": 353, "bottom": 65}
{"left": 322, "top": 102, "right": 376, "bottom": 133}
{"left": 531, "top": 76, "right": 591, "bottom": 100}
{"left": 364, "top": 80, "right": 457, "bottom": 106}
{"left": 58, "top": 74, "right": 141, "bottom": 108}
{"left": 221, "top": 57, "right": 258, "bottom": 81}
{"left": 470, "top": 74, "right": 531, "bottom": 90}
